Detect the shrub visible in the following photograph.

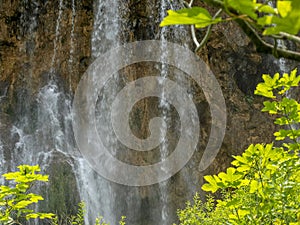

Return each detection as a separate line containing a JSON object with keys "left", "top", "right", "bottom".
{"left": 176, "top": 69, "right": 300, "bottom": 225}
{"left": 0, "top": 165, "right": 55, "bottom": 224}
{"left": 0, "top": 165, "right": 126, "bottom": 225}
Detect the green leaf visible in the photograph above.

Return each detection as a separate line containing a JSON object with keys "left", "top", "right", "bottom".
{"left": 256, "top": 4, "right": 277, "bottom": 14}
{"left": 39, "top": 213, "right": 56, "bottom": 219}
{"left": 263, "top": 2, "right": 300, "bottom": 35}
{"left": 232, "top": 155, "right": 249, "bottom": 165}
{"left": 14, "top": 200, "right": 32, "bottom": 209}
{"left": 237, "top": 209, "right": 250, "bottom": 217}
{"left": 160, "top": 7, "right": 222, "bottom": 28}
{"left": 254, "top": 83, "right": 275, "bottom": 98}
{"left": 219, "top": 167, "right": 243, "bottom": 185}
{"left": 257, "top": 15, "right": 273, "bottom": 26}
{"left": 202, "top": 175, "right": 220, "bottom": 193}
{"left": 26, "top": 213, "right": 39, "bottom": 219}
{"left": 277, "top": 0, "right": 292, "bottom": 17}
{"left": 226, "top": 0, "right": 259, "bottom": 19}
{"left": 262, "top": 101, "right": 278, "bottom": 114}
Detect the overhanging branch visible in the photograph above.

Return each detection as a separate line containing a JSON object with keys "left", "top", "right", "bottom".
{"left": 236, "top": 20, "right": 300, "bottom": 61}
{"left": 199, "top": 0, "right": 300, "bottom": 61}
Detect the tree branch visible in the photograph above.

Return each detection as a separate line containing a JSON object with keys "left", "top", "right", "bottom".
{"left": 201, "top": 0, "right": 300, "bottom": 61}
{"left": 279, "top": 32, "right": 300, "bottom": 44}
{"left": 236, "top": 20, "right": 300, "bottom": 61}
{"left": 184, "top": 0, "right": 223, "bottom": 52}
{"left": 195, "top": 9, "right": 223, "bottom": 52}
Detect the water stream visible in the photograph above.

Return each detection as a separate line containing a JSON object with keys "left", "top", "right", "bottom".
{"left": 158, "top": 1, "right": 171, "bottom": 224}
{"left": 0, "top": 0, "right": 196, "bottom": 224}
{"left": 50, "top": 0, "right": 64, "bottom": 73}
{"left": 68, "top": 0, "right": 76, "bottom": 91}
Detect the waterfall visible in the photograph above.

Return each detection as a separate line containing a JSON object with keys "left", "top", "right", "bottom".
{"left": 50, "top": 0, "right": 64, "bottom": 72}
{"left": 276, "top": 40, "right": 289, "bottom": 74}
{"left": 68, "top": 0, "right": 76, "bottom": 92}
{"left": 0, "top": 78, "right": 77, "bottom": 225}
{"left": 0, "top": 0, "right": 200, "bottom": 224}
{"left": 74, "top": 0, "right": 196, "bottom": 224}
{"left": 74, "top": 0, "right": 196, "bottom": 223}
{"left": 0, "top": 0, "right": 78, "bottom": 218}
{"left": 74, "top": 1, "right": 121, "bottom": 224}
{"left": 264, "top": 1, "right": 300, "bottom": 141}
{"left": 7, "top": 81, "right": 74, "bottom": 170}
{"left": 158, "top": 1, "right": 171, "bottom": 223}
{"left": 277, "top": 41, "right": 300, "bottom": 138}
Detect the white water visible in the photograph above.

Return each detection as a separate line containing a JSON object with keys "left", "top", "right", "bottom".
{"left": 75, "top": 0, "right": 195, "bottom": 224}
{"left": 75, "top": 0, "right": 122, "bottom": 224}
{"left": 68, "top": 0, "right": 76, "bottom": 91}
{"left": 0, "top": 1, "right": 196, "bottom": 224}
{"left": 50, "top": 0, "right": 64, "bottom": 72}
{"left": 9, "top": 81, "right": 74, "bottom": 164}
{"left": 91, "top": 0, "right": 120, "bottom": 58}
{"left": 158, "top": 1, "right": 171, "bottom": 223}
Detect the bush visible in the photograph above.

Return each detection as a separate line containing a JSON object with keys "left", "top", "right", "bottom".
{"left": 0, "top": 165, "right": 55, "bottom": 224}
{"left": 0, "top": 165, "right": 126, "bottom": 225}
{"left": 176, "top": 69, "right": 300, "bottom": 225}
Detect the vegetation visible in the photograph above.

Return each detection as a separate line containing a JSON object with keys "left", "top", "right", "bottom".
{"left": 0, "top": 165, "right": 126, "bottom": 225}
{"left": 67, "top": 202, "right": 126, "bottom": 225}
{"left": 0, "top": 165, "right": 55, "bottom": 224}
{"left": 160, "top": 0, "right": 300, "bottom": 61}
{"left": 175, "top": 69, "right": 300, "bottom": 225}
{"left": 2, "top": 3, "right": 300, "bottom": 222}
{"left": 1, "top": 70, "right": 300, "bottom": 225}
{"left": 161, "top": 4, "right": 300, "bottom": 222}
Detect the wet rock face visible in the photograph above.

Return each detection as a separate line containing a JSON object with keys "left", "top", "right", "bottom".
{"left": 0, "top": 0, "right": 92, "bottom": 220}
{"left": 0, "top": 0, "right": 298, "bottom": 224}
{"left": 39, "top": 151, "right": 81, "bottom": 220}
{"left": 0, "top": 0, "right": 92, "bottom": 92}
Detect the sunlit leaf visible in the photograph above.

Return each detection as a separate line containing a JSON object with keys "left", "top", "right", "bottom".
{"left": 256, "top": 4, "right": 277, "bottom": 14}
{"left": 277, "top": 0, "right": 292, "bottom": 17}
{"left": 202, "top": 175, "right": 220, "bottom": 193}
{"left": 160, "top": 7, "right": 222, "bottom": 28}
{"left": 226, "top": 0, "right": 258, "bottom": 19}
{"left": 257, "top": 15, "right": 273, "bottom": 26}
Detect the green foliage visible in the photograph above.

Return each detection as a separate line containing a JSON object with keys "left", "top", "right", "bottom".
{"left": 254, "top": 69, "right": 300, "bottom": 98}
{"left": 119, "top": 216, "right": 126, "bottom": 225}
{"left": 258, "top": 0, "right": 300, "bottom": 35}
{"left": 0, "top": 165, "right": 126, "bottom": 225}
{"left": 0, "top": 165, "right": 55, "bottom": 224}
{"left": 175, "top": 193, "right": 230, "bottom": 225}
{"left": 65, "top": 202, "right": 126, "bottom": 225}
{"left": 176, "top": 69, "right": 300, "bottom": 225}
{"left": 160, "top": 0, "right": 300, "bottom": 36}
{"left": 70, "top": 202, "right": 85, "bottom": 225}
{"left": 160, "top": 7, "right": 222, "bottom": 28}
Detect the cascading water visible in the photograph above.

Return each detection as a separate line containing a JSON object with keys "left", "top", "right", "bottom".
{"left": 0, "top": 0, "right": 199, "bottom": 224}
{"left": 68, "top": 0, "right": 76, "bottom": 92}
{"left": 276, "top": 41, "right": 300, "bottom": 136}
{"left": 0, "top": 78, "right": 77, "bottom": 225}
{"left": 0, "top": 1, "right": 79, "bottom": 223}
{"left": 8, "top": 81, "right": 74, "bottom": 173}
{"left": 76, "top": 0, "right": 196, "bottom": 224}
{"left": 74, "top": 1, "right": 122, "bottom": 224}
{"left": 158, "top": 1, "right": 170, "bottom": 223}
{"left": 50, "top": 0, "right": 64, "bottom": 72}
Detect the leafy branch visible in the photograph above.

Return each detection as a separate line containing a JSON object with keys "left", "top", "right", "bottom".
{"left": 176, "top": 69, "right": 300, "bottom": 224}
{"left": 0, "top": 165, "right": 55, "bottom": 224}
{"left": 161, "top": 0, "right": 300, "bottom": 61}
